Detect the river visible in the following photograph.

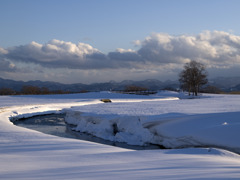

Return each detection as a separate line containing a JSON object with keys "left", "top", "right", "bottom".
{"left": 13, "top": 114, "right": 163, "bottom": 150}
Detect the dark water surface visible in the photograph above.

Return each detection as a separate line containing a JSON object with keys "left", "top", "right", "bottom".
{"left": 13, "top": 114, "right": 162, "bottom": 150}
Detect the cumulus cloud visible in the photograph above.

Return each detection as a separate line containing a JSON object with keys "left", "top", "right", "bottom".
{"left": 4, "top": 31, "right": 240, "bottom": 70}
{"left": 5, "top": 39, "right": 113, "bottom": 69}
{"left": 2, "top": 31, "right": 240, "bottom": 82}
{"left": 0, "top": 58, "right": 17, "bottom": 72}
{"left": 0, "top": 47, "right": 8, "bottom": 54}
{"left": 138, "top": 31, "right": 232, "bottom": 65}
{"left": 108, "top": 48, "right": 142, "bottom": 66}
{"left": 0, "top": 47, "right": 17, "bottom": 72}
{"left": 4, "top": 40, "right": 141, "bottom": 69}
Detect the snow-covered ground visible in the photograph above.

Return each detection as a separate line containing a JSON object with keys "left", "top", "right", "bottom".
{"left": 0, "top": 91, "right": 240, "bottom": 179}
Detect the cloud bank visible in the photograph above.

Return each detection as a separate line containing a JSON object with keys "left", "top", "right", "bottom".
{"left": 1, "top": 31, "right": 240, "bottom": 83}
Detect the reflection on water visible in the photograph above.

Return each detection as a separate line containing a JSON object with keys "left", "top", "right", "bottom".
{"left": 13, "top": 114, "right": 163, "bottom": 150}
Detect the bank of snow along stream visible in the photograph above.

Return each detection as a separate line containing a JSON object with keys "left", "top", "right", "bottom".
{"left": 62, "top": 92, "right": 240, "bottom": 154}
{"left": 1, "top": 91, "right": 240, "bottom": 180}
{"left": 7, "top": 91, "right": 240, "bottom": 154}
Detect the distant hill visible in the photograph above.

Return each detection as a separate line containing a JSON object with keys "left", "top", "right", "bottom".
{"left": 0, "top": 76, "right": 240, "bottom": 93}
{"left": 0, "top": 78, "right": 179, "bottom": 93}
{"left": 208, "top": 77, "right": 240, "bottom": 92}
{"left": 0, "top": 78, "right": 87, "bottom": 92}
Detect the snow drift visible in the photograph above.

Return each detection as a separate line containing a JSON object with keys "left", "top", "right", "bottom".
{"left": 64, "top": 92, "right": 240, "bottom": 154}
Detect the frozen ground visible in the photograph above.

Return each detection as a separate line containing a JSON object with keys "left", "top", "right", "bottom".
{"left": 0, "top": 91, "right": 240, "bottom": 179}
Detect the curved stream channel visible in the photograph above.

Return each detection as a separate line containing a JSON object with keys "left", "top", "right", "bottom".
{"left": 13, "top": 114, "right": 163, "bottom": 150}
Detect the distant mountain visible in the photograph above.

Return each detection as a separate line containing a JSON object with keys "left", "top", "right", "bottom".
{"left": 229, "top": 84, "right": 240, "bottom": 92}
{"left": 1, "top": 76, "right": 240, "bottom": 93}
{"left": 0, "top": 78, "right": 85, "bottom": 92}
{"left": 0, "top": 78, "right": 179, "bottom": 92}
{"left": 208, "top": 77, "right": 240, "bottom": 91}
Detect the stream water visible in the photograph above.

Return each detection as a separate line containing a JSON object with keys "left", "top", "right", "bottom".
{"left": 13, "top": 114, "right": 162, "bottom": 150}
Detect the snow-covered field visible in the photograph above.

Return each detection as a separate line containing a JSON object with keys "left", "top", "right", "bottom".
{"left": 0, "top": 91, "right": 240, "bottom": 179}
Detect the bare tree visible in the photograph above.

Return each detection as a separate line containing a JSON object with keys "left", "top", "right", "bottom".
{"left": 124, "top": 85, "right": 148, "bottom": 92}
{"left": 179, "top": 60, "right": 208, "bottom": 96}
{"left": 21, "top": 86, "right": 41, "bottom": 95}
{"left": 0, "top": 88, "right": 15, "bottom": 95}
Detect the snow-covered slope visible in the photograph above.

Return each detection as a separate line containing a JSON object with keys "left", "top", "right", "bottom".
{"left": 65, "top": 93, "right": 240, "bottom": 154}
{"left": 0, "top": 92, "right": 240, "bottom": 179}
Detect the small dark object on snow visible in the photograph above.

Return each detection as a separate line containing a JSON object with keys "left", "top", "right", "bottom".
{"left": 100, "top": 99, "right": 112, "bottom": 103}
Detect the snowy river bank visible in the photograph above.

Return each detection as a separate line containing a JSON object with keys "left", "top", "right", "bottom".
{"left": 13, "top": 113, "right": 162, "bottom": 150}
{"left": 1, "top": 91, "right": 240, "bottom": 179}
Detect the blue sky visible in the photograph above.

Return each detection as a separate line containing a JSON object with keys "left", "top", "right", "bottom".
{"left": 1, "top": 0, "right": 240, "bottom": 83}
{"left": 1, "top": 0, "right": 240, "bottom": 52}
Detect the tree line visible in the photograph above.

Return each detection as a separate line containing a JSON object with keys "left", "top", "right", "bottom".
{"left": 0, "top": 86, "right": 70, "bottom": 95}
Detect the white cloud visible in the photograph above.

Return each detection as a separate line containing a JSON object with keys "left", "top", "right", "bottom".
{"left": 0, "top": 47, "right": 8, "bottom": 54}
{"left": 2, "top": 31, "right": 240, "bottom": 83}
{"left": 6, "top": 39, "right": 106, "bottom": 69}
{"left": 5, "top": 31, "right": 240, "bottom": 70}
{"left": 136, "top": 31, "right": 240, "bottom": 70}
{"left": 115, "top": 48, "right": 136, "bottom": 53}
{"left": 0, "top": 58, "right": 17, "bottom": 72}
